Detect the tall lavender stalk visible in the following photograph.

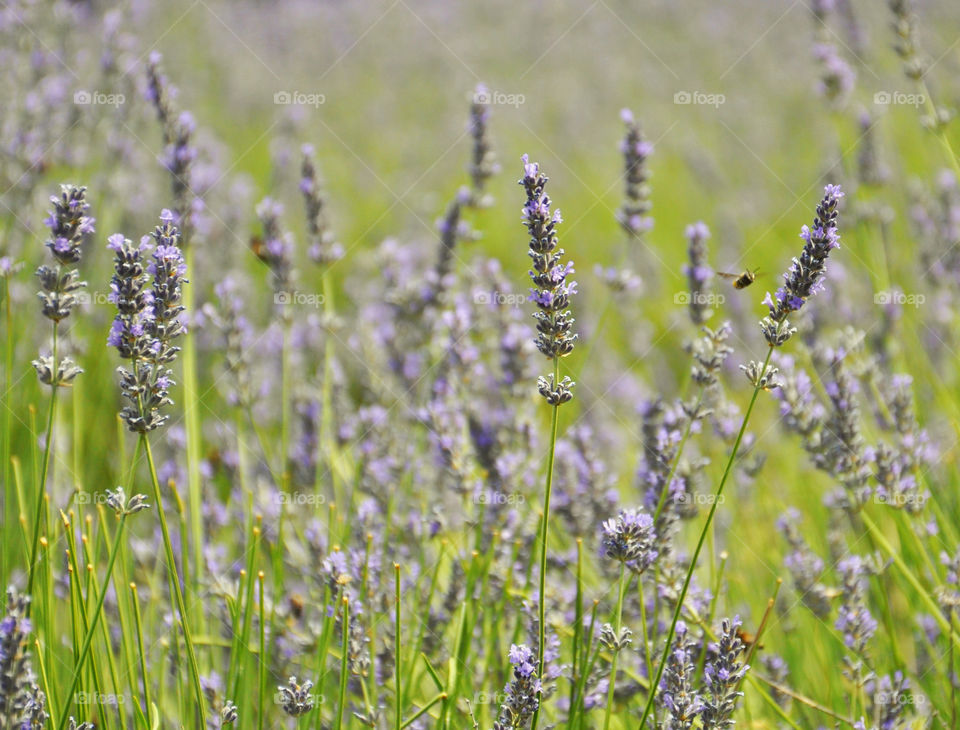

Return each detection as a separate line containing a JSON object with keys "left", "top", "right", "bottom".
{"left": 28, "top": 184, "right": 94, "bottom": 597}
{"left": 639, "top": 185, "right": 843, "bottom": 729}
{"left": 106, "top": 211, "right": 207, "bottom": 725}
{"left": 519, "top": 155, "right": 577, "bottom": 730}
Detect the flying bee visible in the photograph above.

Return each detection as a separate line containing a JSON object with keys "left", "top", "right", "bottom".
{"left": 735, "top": 628, "right": 764, "bottom": 652}
{"left": 716, "top": 268, "right": 759, "bottom": 289}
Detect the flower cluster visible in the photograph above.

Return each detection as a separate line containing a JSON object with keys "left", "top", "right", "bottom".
{"left": 300, "top": 144, "right": 343, "bottom": 265}
{"left": 682, "top": 222, "right": 713, "bottom": 325}
{"left": 33, "top": 184, "right": 95, "bottom": 386}
{"left": 658, "top": 622, "right": 701, "bottom": 729}
{"left": 702, "top": 617, "right": 748, "bottom": 729}
{"left": 616, "top": 108, "right": 653, "bottom": 238}
{"left": 601, "top": 508, "right": 658, "bottom": 573}
{"left": 277, "top": 675, "right": 315, "bottom": 716}
{"left": 761, "top": 184, "right": 843, "bottom": 347}
{"left": 520, "top": 155, "right": 577, "bottom": 404}
{"left": 493, "top": 644, "right": 540, "bottom": 730}
{"left": 0, "top": 588, "right": 47, "bottom": 728}
{"left": 108, "top": 210, "right": 188, "bottom": 432}
{"left": 254, "top": 197, "right": 293, "bottom": 293}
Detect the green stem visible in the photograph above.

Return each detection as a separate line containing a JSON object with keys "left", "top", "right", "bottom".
{"left": 638, "top": 347, "right": 772, "bottom": 729}
{"left": 531, "top": 357, "right": 562, "bottom": 730}
{"left": 27, "top": 323, "right": 58, "bottom": 598}
{"left": 395, "top": 563, "right": 402, "bottom": 730}
{"left": 142, "top": 435, "right": 207, "bottom": 726}
{"left": 336, "top": 596, "right": 350, "bottom": 730}
{"left": 56, "top": 511, "right": 128, "bottom": 730}
{"left": 603, "top": 564, "right": 629, "bottom": 730}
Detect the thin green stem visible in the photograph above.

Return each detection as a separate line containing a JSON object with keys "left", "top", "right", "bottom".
{"left": 531, "top": 356, "right": 562, "bottom": 730}
{"left": 27, "top": 323, "right": 58, "bottom": 598}
{"left": 638, "top": 346, "right": 773, "bottom": 729}
{"left": 603, "top": 564, "right": 629, "bottom": 730}
{"left": 142, "top": 435, "right": 207, "bottom": 726}
{"left": 56, "top": 511, "right": 128, "bottom": 730}
{"left": 336, "top": 596, "right": 350, "bottom": 730}
{"left": 395, "top": 563, "right": 402, "bottom": 730}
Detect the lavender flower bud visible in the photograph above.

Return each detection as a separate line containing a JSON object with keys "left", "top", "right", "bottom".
{"left": 0, "top": 587, "right": 45, "bottom": 725}
{"left": 300, "top": 143, "right": 343, "bottom": 265}
{"left": 520, "top": 155, "right": 578, "bottom": 404}
{"left": 616, "top": 108, "right": 653, "bottom": 239}
{"left": 761, "top": 185, "right": 843, "bottom": 347}
{"left": 254, "top": 197, "right": 293, "bottom": 293}
{"left": 702, "top": 617, "right": 748, "bottom": 729}
{"left": 682, "top": 222, "right": 713, "bottom": 325}
{"left": 493, "top": 644, "right": 540, "bottom": 730}
{"left": 277, "top": 676, "right": 315, "bottom": 716}
{"left": 35, "top": 184, "right": 93, "bottom": 326}
{"left": 601, "top": 508, "right": 658, "bottom": 573}
{"left": 658, "top": 621, "right": 701, "bottom": 729}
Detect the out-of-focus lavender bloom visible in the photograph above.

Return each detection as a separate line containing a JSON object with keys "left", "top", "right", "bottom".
{"left": 760, "top": 654, "right": 791, "bottom": 710}
{"left": 493, "top": 644, "right": 540, "bottom": 730}
{"left": 468, "top": 84, "right": 499, "bottom": 206}
{"left": 616, "top": 108, "right": 653, "bottom": 239}
{"left": 254, "top": 197, "right": 293, "bottom": 294}
{"left": 658, "top": 621, "right": 701, "bottom": 729}
{"left": 812, "top": 42, "right": 856, "bottom": 107}
{"left": 761, "top": 185, "right": 843, "bottom": 347}
{"left": 856, "top": 111, "right": 890, "bottom": 187}
{"left": 601, "top": 508, "right": 658, "bottom": 573}
{"left": 277, "top": 676, "right": 315, "bottom": 716}
{"left": 682, "top": 222, "right": 713, "bottom": 325}
{"left": 520, "top": 155, "right": 577, "bottom": 404}
{"left": 836, "top": 555, "right": 879, "bottom": 659}
{"left": 889, "top": 0, "right": 926, "bottom": 79}
{"left": 777, "top": 509, "right": 835, "bottom": 617}
{"left": 0, "top": 587, "right": 46, "bottom": 726}
{"left": 702, "top": 617, "right": 748, "bottom": 729}
{"left": 300, "top": 143, "right": 343, "bottom": 266}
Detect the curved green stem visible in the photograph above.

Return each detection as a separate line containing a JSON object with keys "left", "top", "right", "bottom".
{"left": 531, "top": 356, "right": 562, "bottom": 730}
{"left": 638, "top": 347, "right": 772, "bottom": 729}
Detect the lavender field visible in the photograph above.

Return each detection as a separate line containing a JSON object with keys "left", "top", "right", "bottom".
{"left": 2, "top": 0, "right": 960, "bottom": 728}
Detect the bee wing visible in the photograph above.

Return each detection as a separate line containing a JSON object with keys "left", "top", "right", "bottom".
{"left": 715, "top": 271, "right": 739, "bottom": 279}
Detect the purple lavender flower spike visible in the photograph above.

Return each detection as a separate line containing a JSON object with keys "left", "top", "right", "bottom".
{"left": 493, "top": 644, "right": 540, "bottom": 729}
{"left": 520, "top": 155, "right": 577, "bottom": 405}
{"left": 761, "top": 184, "right": 843, "bottom": 347}
{"left": 616, "top": 109, "right": 653, "bottom": 239}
